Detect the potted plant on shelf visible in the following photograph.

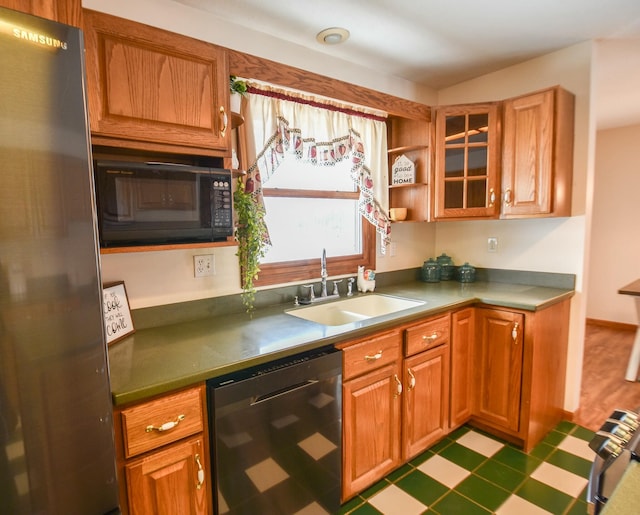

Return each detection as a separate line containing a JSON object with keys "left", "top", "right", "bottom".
{"left": 234, "top": 177, "right": 268, "bottom": 314}
{"left": 229, "top": 75, "right": 247, "bottom": 114}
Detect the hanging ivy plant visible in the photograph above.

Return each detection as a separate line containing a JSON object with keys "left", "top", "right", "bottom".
{"left": 234, "top": 178, "right": 268, "bottom": 314}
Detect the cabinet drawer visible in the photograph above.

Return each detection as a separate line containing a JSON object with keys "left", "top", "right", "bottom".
{"left": 341, "top": 330, "right": 402, "bottom": 380}
{"left": 405, "top": 314, "right": 450, "bottom": 356}
{"left": 120, "top": 386, "right": 204, "bottom": 459}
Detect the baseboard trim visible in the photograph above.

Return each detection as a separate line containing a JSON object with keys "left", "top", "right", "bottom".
{"left": 586, "top": 318, "right": 637, "bottom": 331}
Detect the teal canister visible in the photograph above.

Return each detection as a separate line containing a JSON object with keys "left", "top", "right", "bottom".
{"left": 458, "top": 262, "right": 476, "bottom": 283}
{"left": 436, "top": 253, "right": 455, "bottom": 281}
{"left": 421, "top": 258, "right": 441, "bottom": 283}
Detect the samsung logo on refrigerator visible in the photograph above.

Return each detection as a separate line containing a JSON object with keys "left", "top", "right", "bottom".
{"left": 11, "top": 27, "right": 67, "bottom": 50}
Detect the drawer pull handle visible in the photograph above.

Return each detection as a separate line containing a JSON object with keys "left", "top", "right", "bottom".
{"left": 365, "top": 350, "right": 383, "bottom": 361}
{"left": 394, "top": 374, "right": 403, "bottom": 397}
{"left": 407, "top": 368, "right": 416, "bottom": 390}
{"left": 145, "top": 414, "right": 185, "bottom": 433}
{"left": 195, "top": 453, "right": 205, "bottom": 489}
{"left": 422, "top": 333, "right": 439, "bottom": 342}
{"left": 512, "top": 322, "right": 519, "bottom": 343}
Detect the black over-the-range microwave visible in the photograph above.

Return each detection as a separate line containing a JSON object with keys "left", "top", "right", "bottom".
{"left": 94, "top": 160, "right": 234, "bottom": 247}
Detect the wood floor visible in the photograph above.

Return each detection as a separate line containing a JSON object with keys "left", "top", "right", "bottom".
{"left": 572, "top": 322, "right": 640, "bottom": 431}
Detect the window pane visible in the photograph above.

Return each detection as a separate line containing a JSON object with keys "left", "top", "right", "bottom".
{"left": 445, "top": 115, "right": 466, "bottom": 144}
{"left": 263, "top": 157, "right": 356, "bottom": 192}
{"left": 467, "top": 179, "right": 487, "bottom": 208}
{"left": 444, "top": 147, "right": 465, "bottom": 178}
{"left": 262, "top": 196, "right": 362, "bottom": 263}
{"left": 444, "top": 180, "right": 463, "bottom": 209}
{"left": 468, "top": 146, "right": 487, "bottom": 177}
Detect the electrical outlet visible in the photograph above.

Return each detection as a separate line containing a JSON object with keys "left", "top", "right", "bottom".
{"left": 487, "top": 237, "right": 498, "bottom": 253}
{"left": 194, "top": 254, "right": 215, "bottom": 277}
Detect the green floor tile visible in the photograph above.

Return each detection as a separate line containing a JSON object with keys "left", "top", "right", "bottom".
{"left": 565, "top": 498, "right": 589, "bottom": 515}
{"left": 359, "top": 479, "right": 390, "bottom": 499}
{"left": 530, "top": 441, "right": 555, "bottom": 461}
{"left": 494, "top": 445, "right": 542, "bottom": 475}
{"left": 448, "top": 425, "right": 471, "bottom": 440}
{"left": 429, "top": 436, "right": 454, "bottom": 453}
{"left": 547, "top": 448, "right": 593, "bottom": 478}
{"left": 571, "top": 425, "right": 595, "bottom": 442}
{"left": 516, "top": 477, "right": 573, "bottom": 514}
{"left": 385, "top": 462, "right": 413, "bottom": 482}
{"left": 555, "top": 420, "right": 577, "bottom": 434}
{"left": 395, "top": 469, "right": 449, "bottom": 506}
{"left": 541, "top": 429, "right": 567, "bottom": 447}
{"left": 475, "top": 459, "right": 526, "bottom": 491}
{"left": 439, "top": 442, "right": 487, "bottom": 471}
{"left": 350, "top": 502, "right": 383, "bottom": 515}
{"left": 339, "top": 495, "right": 365, "bottom": 514}
{"left": 455, "top": 474, "right": 511, "bottom": 511}
{"left": 431, "top": 490, "right": 492, "bottom": 515}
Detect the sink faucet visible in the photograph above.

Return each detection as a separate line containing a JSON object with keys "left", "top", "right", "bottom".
{"left": 298, "top": 249, "right": 341, "bottom": 305}
{"left": 320, "top": 248, "right": 328, "bottom": 297}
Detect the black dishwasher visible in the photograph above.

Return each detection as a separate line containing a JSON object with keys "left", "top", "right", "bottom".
{"left": 207, "top": 346, "right": 342, "bottom": 514}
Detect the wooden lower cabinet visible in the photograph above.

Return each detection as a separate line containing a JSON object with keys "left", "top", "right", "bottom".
{"left": 471, "top": 300, "right": 571, "bottom": 451}
{"left": 450, "top": 308, "right": 474, "bottom": 429}
{"left": 342, "top": 362, "right": 402, "bottom": 500}
{"left": 402, "top": 343, "right": 449, "bottom": 460}
{"left": 113, "top": 384, "right": 212, "bottom": 515}
{"left": 125, "top": 436, "right": 208, "bottom": 515}
{"left": 473, "top": 307, "right": 524, "bottom": 432}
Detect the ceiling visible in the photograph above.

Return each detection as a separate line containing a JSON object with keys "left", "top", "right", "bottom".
{"left": 175, "top": 0, "right": 640, "bottom": 90}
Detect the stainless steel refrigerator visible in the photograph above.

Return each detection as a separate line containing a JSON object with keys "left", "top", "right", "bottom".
{"left": 0, "top": 7, "right": 119, "bottom": 514}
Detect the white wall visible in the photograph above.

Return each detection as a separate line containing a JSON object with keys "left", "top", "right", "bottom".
{"left": 586, "top": 39, "right": 640, "bottom": 325}
{"left": 587, "top": 124, "right": 640, "bottom": 324}
{"left": 433, "top": 42, "right": 596, "bottom": 412}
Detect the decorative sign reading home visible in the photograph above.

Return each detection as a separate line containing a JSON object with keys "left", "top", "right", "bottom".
{"left": 102, "top": 281, "right": 135, "bottom": 345}
{"left": 391, "top": 154, "right": 415, "bottom": 185}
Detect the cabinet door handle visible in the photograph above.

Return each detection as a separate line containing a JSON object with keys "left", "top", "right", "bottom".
{"left": 145, "top": 414, "right": 185, "bottom": 433}
{"left": 504, "top": 189, "right": 512, "bottom": 206}
{"left": 195, "top": 453, "right": 205, "bottom": 490}
{"left": 407, "top": 368, "right": 416, "bottom": 390}
{"left": 512, "top": 322, "right": 519, "bottom": 343}
{"left": 489, "top": 188, "right": 496, "bottom": 207}
{"left": 394, "top": 374, "right": 403, "bottom": 397}
{"left": 422, "top": 332, "right": 439, "bottom": 342}
{"left": 365, "top": 350, "right": 383, "bottom": 361}
{"left": 219, "top": 106, "right": 228, "bottom": 137}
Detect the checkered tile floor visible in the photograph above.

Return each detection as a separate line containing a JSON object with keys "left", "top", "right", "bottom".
{"left": 340, "top": 421, "right": 594, "bottom": 515}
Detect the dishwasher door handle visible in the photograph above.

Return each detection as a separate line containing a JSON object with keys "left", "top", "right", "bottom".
{"left": 250, "top": 379, "right": 319, "bottom": 405}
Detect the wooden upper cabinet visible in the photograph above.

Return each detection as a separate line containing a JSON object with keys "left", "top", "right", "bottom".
{"left": 501, "top": 86, "right": 574, "bottom": 218}
{"left": 82, "top": 9, "right": 230, "bottom": 156}
{"left": 0, "top": 0, "right": 81, "bottom": 26}
{"left": 433, "top": 102, "right": 501, "bottom": 220}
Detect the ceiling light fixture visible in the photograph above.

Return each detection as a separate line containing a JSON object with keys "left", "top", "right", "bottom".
{"left": 316, "top": 27, "right": 350, "bottom": 45}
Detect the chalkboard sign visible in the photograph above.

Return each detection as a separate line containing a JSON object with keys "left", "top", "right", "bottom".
{"left": 102, "top": 281, "right": 135, "bottom": 345}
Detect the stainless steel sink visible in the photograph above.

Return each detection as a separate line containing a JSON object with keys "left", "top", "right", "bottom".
{"left": 286, "top": 294, "right": 425, "bottom": 326}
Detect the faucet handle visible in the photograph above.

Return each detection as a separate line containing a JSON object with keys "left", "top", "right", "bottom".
{"left": 347, "top": 277, "right": 355, "bottom": 296}
{"left": 332, "top": 279, "right": 343, "bottom": 296}
{"left": 302, "top": 284, "right": 315, "bottom": 301}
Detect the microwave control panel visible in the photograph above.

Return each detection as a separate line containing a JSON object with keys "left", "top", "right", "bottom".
{"left": 211, "top": 174, "right": 233, "bottom": 230}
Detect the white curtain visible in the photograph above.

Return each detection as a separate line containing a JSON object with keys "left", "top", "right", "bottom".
{"left": 241, "top": 81, "right": 391, "bottom": 252}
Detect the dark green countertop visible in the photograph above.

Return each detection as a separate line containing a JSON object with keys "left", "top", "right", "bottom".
{"left": 108, "top": 278, "right": 574, "bottom": 407}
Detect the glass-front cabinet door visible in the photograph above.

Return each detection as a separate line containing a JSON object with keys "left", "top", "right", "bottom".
{"left": 433, "top": 103, "right": 500, "bottom": 219}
